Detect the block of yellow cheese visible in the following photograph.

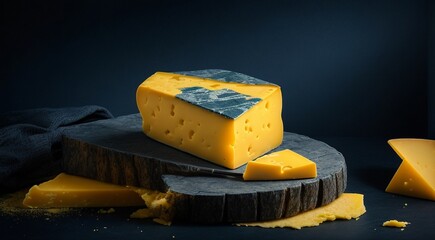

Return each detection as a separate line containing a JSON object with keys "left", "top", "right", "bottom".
{"left": 386, "top": 138, "right": 435, "bottom": 201}
{"left": 136, "top": 70, "right": 283, "bottom": 169}
{"left": 237, "top": 193, "right": 366, "bottom": 229}
{"left": 23, "top": 173, "right": 146, "bottom": 208}
{"left": 243, "top": 149, "right": 317, "bottom": 180}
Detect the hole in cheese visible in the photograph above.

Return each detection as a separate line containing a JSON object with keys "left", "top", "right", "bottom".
{"left": 172, "top": 75, "right": 181, "bottom": 81}
{"left": 144, "top": 124, "right": 151, "bottom": 133}
{"left": 188, "top": 130, "right": 195, "bottom": 140}
{"left": 282, "top": 166, "right": 293, "bottom": 171}
{"left": 170, "top": 104, "right": 175, "bottom": 116}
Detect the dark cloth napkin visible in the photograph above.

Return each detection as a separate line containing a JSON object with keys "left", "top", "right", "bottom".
{"left": 0, "top": 105, "right": 113, "bottom": 193}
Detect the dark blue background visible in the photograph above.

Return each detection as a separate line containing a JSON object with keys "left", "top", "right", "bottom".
{"left": 1, "top": 0, "right": 433, "bottom": 138}
{"left": 429, "top": 0, "right": 435, "bottom": 138}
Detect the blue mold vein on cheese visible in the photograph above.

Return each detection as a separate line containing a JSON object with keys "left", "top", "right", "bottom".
{"left": 176, "top": 87, "right": 261, "bottom": 119}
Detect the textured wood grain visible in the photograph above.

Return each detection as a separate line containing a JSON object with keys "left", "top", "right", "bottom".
{"left": 61, "top": 114, "right": 347, "bottom": 223}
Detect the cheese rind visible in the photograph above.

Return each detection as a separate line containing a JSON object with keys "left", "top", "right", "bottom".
{"left": 136, "top": 70, "right": 283, "bottom": 169}
{"left": 243, "top": 149, "right": 317, "bottom": 180}
{"left": 22, "top": 173, "right": 146, "bottom": 208}
{"left": 237, "top": 193, "right": 366, "bottom": 229}
{"left": 386, "top": 139, "right": 435, "bottom": 201}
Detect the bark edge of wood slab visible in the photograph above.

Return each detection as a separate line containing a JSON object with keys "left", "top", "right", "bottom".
{"left": 61, "top": 114, "right": 347, "bottom": 223}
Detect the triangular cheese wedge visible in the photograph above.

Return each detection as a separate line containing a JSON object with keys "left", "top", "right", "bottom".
{"left": 23, "top": 173, "right": 146, "bottom": 208}
{"left": 243, "top": 149, "right": 317, "bottom": 181}
{"left": 386, "top": 139, "right": 435, "bottom": 201}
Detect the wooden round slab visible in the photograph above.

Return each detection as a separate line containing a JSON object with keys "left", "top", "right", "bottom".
{"left": 61, "top": 114, "right": 347, "bottom": 223}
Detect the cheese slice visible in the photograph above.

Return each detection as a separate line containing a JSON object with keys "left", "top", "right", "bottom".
{"left": 237, "top": 193, "right": 365, "bottom": 229}
{"left": 136, "top": 70, "right": 283, "bottom": 169}
{"left": 243, "top": 149, "right": 317, "bottom": 180}
{"left": 386, "top": 139, "right": 435, "bottom": 201}
{"left": 23, "top": 173, "right": 146, "bottom": 208}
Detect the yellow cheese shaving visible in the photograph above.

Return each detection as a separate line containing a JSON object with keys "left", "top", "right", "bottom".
{"left": 237, "top": 193, "right": 365, "bottom": 229}
{"left": 382, "top": 220, "right": 410, "bottom": 228}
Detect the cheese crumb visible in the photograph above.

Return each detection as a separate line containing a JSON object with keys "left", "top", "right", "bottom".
{"left": 382, "top": 220, "right": 410, "bottom": 228}
{"left": 98, "top": 208, "right": 115, "bottom": 214}
{"left": 130, "top": 190, "right": 177, "bottom": 226}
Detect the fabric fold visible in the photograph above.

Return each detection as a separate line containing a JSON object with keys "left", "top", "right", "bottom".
{"left": 0, "top": 105, "right": 113, "bottom": 193}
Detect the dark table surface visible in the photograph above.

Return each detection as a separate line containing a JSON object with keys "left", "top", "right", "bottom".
{"left": 1, "top": 137, "right": 434, "bottom": 240}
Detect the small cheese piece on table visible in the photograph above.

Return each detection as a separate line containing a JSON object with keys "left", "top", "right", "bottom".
{"left": 136, "top": 70, "right": 283, "bottom": 169}
{"left": 382, "top": 220, "right": 410, "bottom": 228}
{"left": 243, "top": 149, "right": 317, "bottom": 180}
{"left": 23, "top": 173, "right": 146, "bottom": 208}
{"left": 386, "top": 138, "right": 435, "bottom": 201}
